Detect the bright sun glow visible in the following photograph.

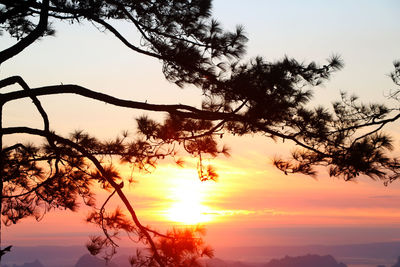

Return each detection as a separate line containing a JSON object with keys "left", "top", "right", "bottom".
{"left": 164, "top": 172, "right": 215, "bottom": 225}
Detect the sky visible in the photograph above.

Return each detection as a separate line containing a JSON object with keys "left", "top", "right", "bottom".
{"left": 1, "top": 0, "right": 400, "bottom": 252}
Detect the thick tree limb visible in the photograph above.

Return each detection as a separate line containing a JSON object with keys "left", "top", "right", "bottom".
{"left": 0, "top": 83, "right": 363, "bottom": 158}
{"left": 1, "top": 84, "right": 237, "bottom": 120}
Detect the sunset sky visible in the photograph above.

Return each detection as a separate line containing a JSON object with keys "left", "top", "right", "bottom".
{"left": 1, "top": 0, "right": 400, "bottom": 252}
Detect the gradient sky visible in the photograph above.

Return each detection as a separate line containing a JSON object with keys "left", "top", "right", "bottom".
{"left": 1, "top": 0, "right": 400, "bottom": 251}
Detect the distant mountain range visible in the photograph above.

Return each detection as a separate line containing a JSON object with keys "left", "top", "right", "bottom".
{"left": 1, "top": 254, "right": 350, "bottom": 267}
{"left": 204, "top": 254, "right": 348, "bottom": 267}
{"left": 214, "top": 241, "right": 400, "bottom": 265}
{"left": 263, "top": 254, "right": 347, "bottom": 267}
{"left": 2, "top": 241, "right": 400, "bottom": 267}
{"left": 74, "top": 254, "right": 118, "bottom": 267}
{"left": 1, "top": 259, "right": 44, "bottom": 267}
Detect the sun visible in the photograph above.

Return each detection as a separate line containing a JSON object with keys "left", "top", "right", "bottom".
{"left": 164, "top": 173, "right": 215, "bottom": 225}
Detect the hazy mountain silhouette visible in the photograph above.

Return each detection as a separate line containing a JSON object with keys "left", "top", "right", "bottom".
{"left": 2, "top": 242, "right": 400, "bottom": 267}
{"left": 205, "top": 258, "right": 230, "bottom": 267}
{"left": 204, "top": 255, "right": 347, "bottom": 267}
{"left": 205, "top": 257, "right": 264, "bottom": 266}
{"left": 1, "top": 259, "right": 45, "bottom": 267}
{"left": 390, "top": 256, "right": 400, "bottom": 267}
{"left": 214, "top": 241, "right": 400, "bottom": 263}
{"left": 1, "top": 246, "right": 86, "bottom": 267}
{"left": 263, "top": 254, "right": 347, "bottom": 267}
{"left": 74, "top": 254, "right": 118, "bottom": 267}
{"left": 110, "top": 254, "right": 132, "bottom": 267}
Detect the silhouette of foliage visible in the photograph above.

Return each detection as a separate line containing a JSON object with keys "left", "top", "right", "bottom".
{"left": 0, "top": 0, "right": 399, "bottom": 266}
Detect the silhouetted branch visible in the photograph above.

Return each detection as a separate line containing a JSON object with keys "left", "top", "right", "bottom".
{"left": 0, "top": 76, "right": 50, "bottom": 131}
{"left": 1, "top": 126, "right": 165, "bottom": 267}
{"left": 0, "top": 0, "right": 49, "bottom": 64}
{"left": 2, "top": 172, "right": 57, "bottom": 199}
{"left": 5, "top": 81, "right": 400, "bottom": 175}
{"left": 0, "top": 83, "right": 349, "bottom": 156}
{"left": 1, "top": 143, "right": 26, "bottom": 154}
{"left": 99, "top": 189, "right": 119, "bottom": 248}
{"left": 1, "top": 84, "right": 226, "bottom": 119}
{"left": 1, "top": 1, "right": 399, "bottom": 265}
{"left": 89, "top": 16, "right": 164, "bottom": 60}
